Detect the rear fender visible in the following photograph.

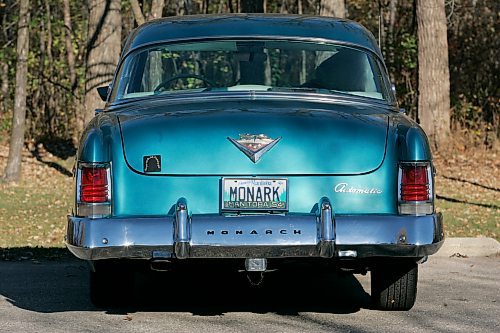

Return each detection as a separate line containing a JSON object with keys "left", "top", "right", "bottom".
{"left": 78, "top": 114, "right": 121, "bottom": 163}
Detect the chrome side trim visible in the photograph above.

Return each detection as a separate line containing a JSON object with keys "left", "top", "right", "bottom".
{"left": 76, "top": 203, "right": 111, "bottom": 219}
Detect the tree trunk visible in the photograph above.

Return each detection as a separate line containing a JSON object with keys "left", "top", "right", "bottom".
{"left": 130, "top": 0, "right": 146, "bottom": 25}
{"left": 4, "top": 0, "right": 30, "bottom": 182}
{"left": 0, "top": 61, "right": 8, "bottom": 114}
{"left": 319, "top": 0, "right": 346, "bottom": 18}
{"left": 177, "top": 0, "right": 193, "bottom": 15}
{"left": 417, "top": 0, "right": 450, "bottom": 149}
{"left": 63, "top": 0, "right": 84, "bottom": 142}
{"left": 387, "top": 0, "right": 397, "bottom": 82}
{"left": 83, "top": 0, "right": 122, "bottom": 127}
{"left": 388, "top": 0, "right": 397, "bottom": 45}
{"left": 148, "top": 0, "right": 165, "bottom": 20}
{"left": 44, "top": 0, "right": 56, "bottom": 136}
{"left": 63, "top": 0, "right": 77, "bottom": 92}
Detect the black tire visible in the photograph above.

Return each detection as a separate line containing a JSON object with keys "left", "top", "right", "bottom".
{"left": 371, "top": 261, "right": 418, "bottom": 311}
{"left": 89, "top": 260, "right": 134, "bottom": 307}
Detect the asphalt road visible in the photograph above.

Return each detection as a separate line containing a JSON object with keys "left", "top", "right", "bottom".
{"left": 0, "top": 255, "right": 499, "bottom": 333}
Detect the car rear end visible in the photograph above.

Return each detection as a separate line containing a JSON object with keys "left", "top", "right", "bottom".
{"left": 66, "top": 99, "right": 443, "bottom": 310}
{"left": 66, "top": 16, "right": 443, "bottom": 309}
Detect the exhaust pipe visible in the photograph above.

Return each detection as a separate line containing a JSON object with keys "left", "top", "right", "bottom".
{"left": 150, "top": 259, "right": 173, "bottom": 272}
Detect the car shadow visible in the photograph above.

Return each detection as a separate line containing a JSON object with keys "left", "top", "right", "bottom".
{"left": 128, "top": 266, "right": 371, "bottom": 315}
{"left": 0, "top": 252, "right": 371, "bottom": 316}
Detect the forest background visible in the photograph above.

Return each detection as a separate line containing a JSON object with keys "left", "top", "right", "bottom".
{"left": 0, "top": 0, "right": 497, "bottom": 150}
{"left": 0, "top": 0, "right": 498, "bottom": 248}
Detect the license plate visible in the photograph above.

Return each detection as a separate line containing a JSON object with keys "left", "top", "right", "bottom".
{"left": 221, "top": 178, "right": 288, "bottom": 211}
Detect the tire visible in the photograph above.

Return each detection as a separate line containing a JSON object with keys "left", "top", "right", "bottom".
{"left": 371, "top": 261, "right": 418, "bottom": 311}
{"left": 89, "top": 260, "right": 134, "bottom": 307}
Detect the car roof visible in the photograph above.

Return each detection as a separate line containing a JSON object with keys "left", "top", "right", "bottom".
{"left": 122, "top": 14, "right": 382, "bottom": 59}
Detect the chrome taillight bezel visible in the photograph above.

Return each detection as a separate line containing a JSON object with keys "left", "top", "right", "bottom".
{"left": 75, "top": 162, "right": 112, "bottom": 218}
{"left": 398, "top": 161, "right": 434, "bottom": 216}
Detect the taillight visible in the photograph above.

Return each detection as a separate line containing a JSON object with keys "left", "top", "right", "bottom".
{"left": 81, "top": 167, "right": 108, "bottom": 203}
{"left": 76, "top": 162, "right": 111, "bottom": 218}
{"left": 398, "top": 162, "right": 433, "bottom": 215}
{"left": 401, "top": 165, "right": 429, "bottom": 201}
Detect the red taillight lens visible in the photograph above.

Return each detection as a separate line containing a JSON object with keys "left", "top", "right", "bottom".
{"left": 401, "top": 165, "right": 429, "bottom": 201}
{"left": 80, "top": 167, "right": 108, "bottom": 203}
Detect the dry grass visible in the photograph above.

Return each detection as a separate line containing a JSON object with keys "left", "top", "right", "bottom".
{"left": 0, "top": 144, "right": 73, "bottom": 248}
{"left": 434, "top": 146, "right": 499, "bottom": 240}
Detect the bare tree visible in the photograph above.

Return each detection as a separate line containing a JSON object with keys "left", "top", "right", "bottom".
{"left": 149, "top": 0, "right": 165, "bottom": 19}
{"left": 4, "top": 0, "right": 30, "bottom": 182}
{"left": 319, "top": 0, "right": 346, "bottom": 18}
{"left": 83, "top": 0, "right": 122, "bottom": 127}
{"left": 63, "top": 0, "right": 77, "bottom": 92}
{"left": 0, "top": 61, "right": 8, "bottom": 114}
{"left": 417, "top": 0, "right": 450, "bottom": 149}
{"left": 130, "top": 0, "right": 147, "bottom": 25}
{"left": 130, "top": 0, "right": 165, "bottom": 25}
{"left": 177, "top": 0, "right": 194, "bottom": 15}
{"left": 387, "top": 0, "right": 397, "bottom": 81}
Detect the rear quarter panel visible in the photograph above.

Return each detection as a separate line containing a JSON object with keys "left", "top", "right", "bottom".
{"left": 77, "top": 108, "right": 432, "bottom": 217}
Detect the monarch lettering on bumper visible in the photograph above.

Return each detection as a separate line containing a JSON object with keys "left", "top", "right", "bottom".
{"left": 206, "top": 229, "right": 302, "bottom": 235}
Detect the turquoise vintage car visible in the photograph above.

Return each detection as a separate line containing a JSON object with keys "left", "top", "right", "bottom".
{"left": 66, "top": 14, "right": 444, "bottom": 310}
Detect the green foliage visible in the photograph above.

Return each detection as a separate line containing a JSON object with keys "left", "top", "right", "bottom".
{"left": 399, "top": 33, "right": 417, "bottom": 70}
{"left": 0, "top": 112, "right": 11, "bottom": 135}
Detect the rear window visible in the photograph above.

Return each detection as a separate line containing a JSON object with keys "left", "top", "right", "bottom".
{"left": 110, "top": 39, "right": 391, "bottom": 101}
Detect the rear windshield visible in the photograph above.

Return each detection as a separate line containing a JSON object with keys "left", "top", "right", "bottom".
{"left": 110, "top": 39, "right": 391, "bottom": 101}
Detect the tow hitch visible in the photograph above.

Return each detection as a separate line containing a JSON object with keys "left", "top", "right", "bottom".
{"left": 245, "top": 258, "right": 267, "bottom": 286}
{"left": 245, "top": 258, "right": 267, "bottom": 272}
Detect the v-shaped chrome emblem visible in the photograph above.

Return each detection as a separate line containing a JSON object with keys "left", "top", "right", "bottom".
{"left": 228, "top": 134, "right": 281, "bottom": 163}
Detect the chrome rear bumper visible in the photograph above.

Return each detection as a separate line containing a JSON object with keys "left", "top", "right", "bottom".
{"left": 66, "top": 200, "right": 444, "bottom": 261}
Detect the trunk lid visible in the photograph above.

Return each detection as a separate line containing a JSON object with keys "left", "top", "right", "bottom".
{"left": 118, "top": 100, "right": 389, "bottom": 175}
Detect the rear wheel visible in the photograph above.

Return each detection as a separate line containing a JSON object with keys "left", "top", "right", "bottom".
{"left": 371, "top": 260, "right": 418, "bottom": 311}
{"left": 89, "top": 260, "right": 134, "bottom": 307}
